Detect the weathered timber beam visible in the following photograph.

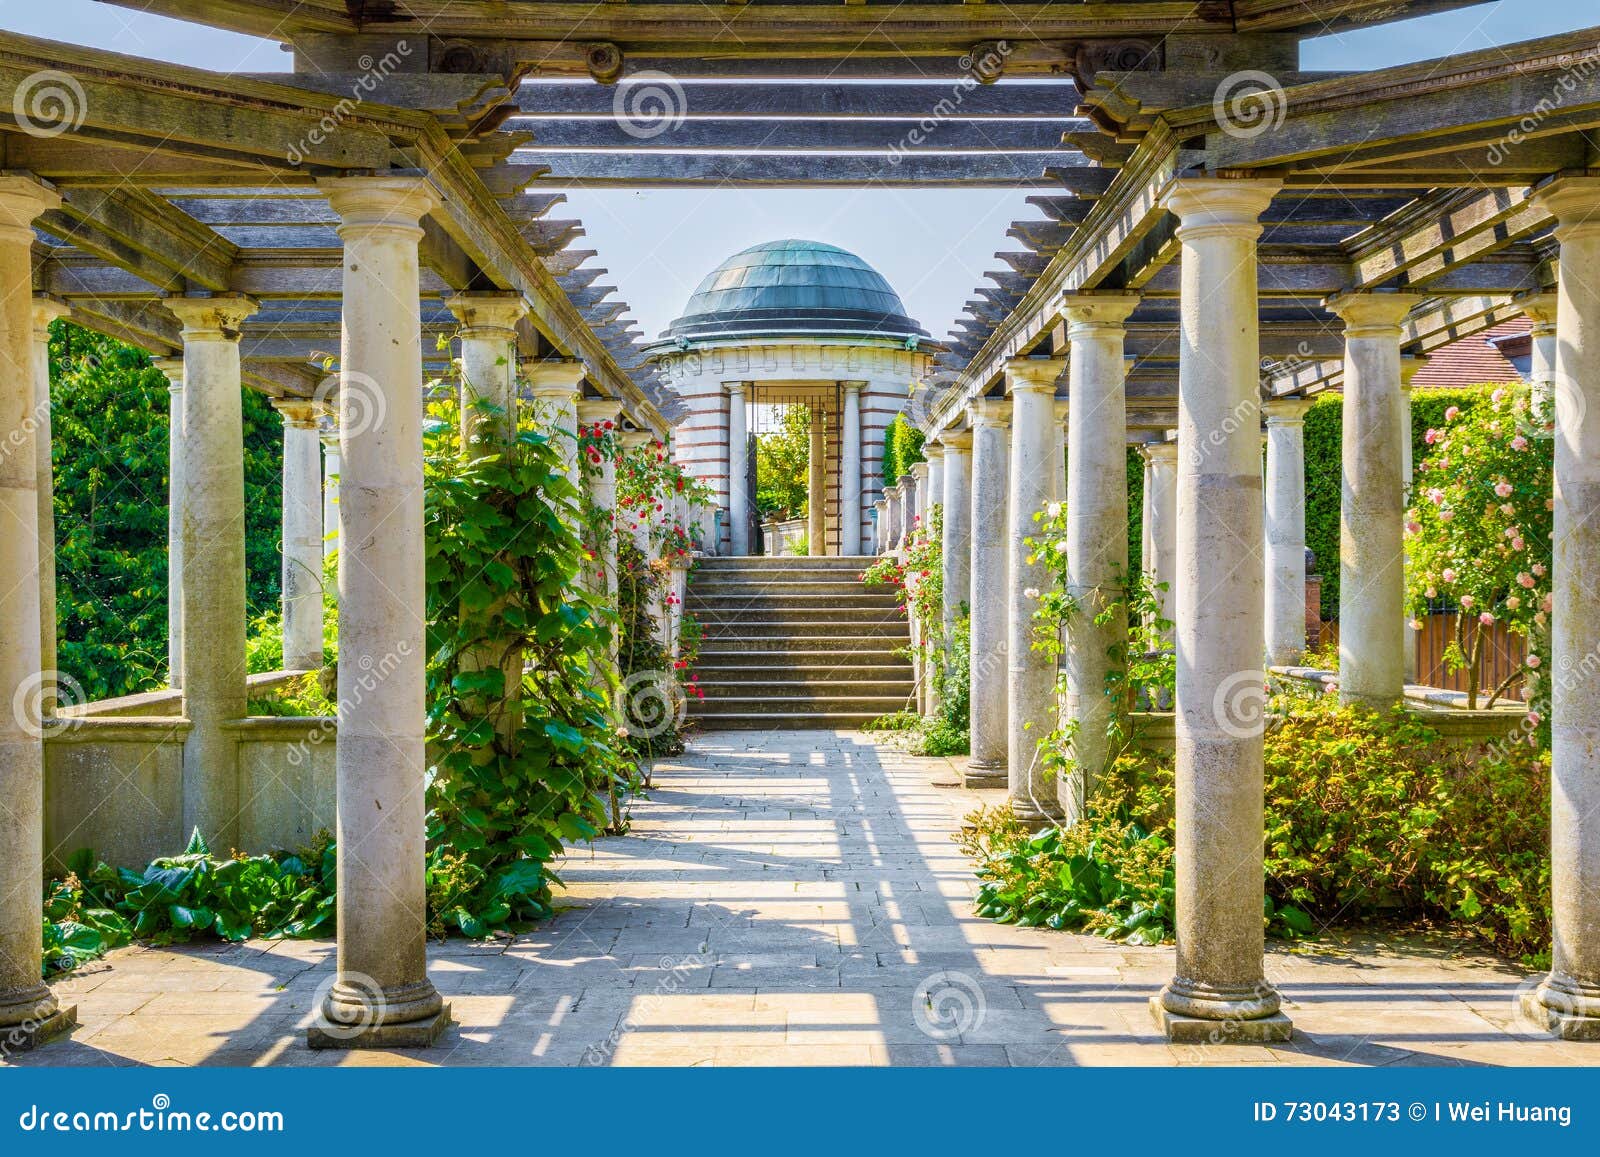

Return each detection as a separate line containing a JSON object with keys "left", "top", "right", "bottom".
{"left": 515, "top": 118, "right": 1082, "bottom": 152}
{"left": 513, "top": 151, "right": 1083, "bottom": 187}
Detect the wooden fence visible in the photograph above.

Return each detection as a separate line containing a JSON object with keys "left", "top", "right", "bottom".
{"left": 1319, "top": 614, "right": 1528, "bottom": 701}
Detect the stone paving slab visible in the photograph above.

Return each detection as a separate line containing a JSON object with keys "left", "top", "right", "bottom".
{"left": 7, "top": 728, "right": 1599, "bottom": 1067}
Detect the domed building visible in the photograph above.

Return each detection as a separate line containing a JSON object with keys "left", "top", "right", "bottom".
{"left": 647, "top": 240, "right": 936, "bottom": 556}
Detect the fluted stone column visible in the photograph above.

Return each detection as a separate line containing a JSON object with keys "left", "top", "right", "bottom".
{"left": 32, "top": 298, "right": 69, "bottom": 702}
{"left": 967, "top": 398, "right": 1011, "bottom": 787}
{"left": 1155, "top": 179, "right": 1289, "bottom": 1041}
{"left": 319, "top": 415, "right": 340, "bottom": 564}
{"left": 154, "top": 357, "right": 187, "bottom": 686}
{"left": 1263, "top": 399, "right": 1313, "bottom": 668}
{"left": 1399, "top": 355, "right": 1427, "bottom": 683}
{"left": 841, "top": 382, "right": 865, "bottom": 555}
{"left": 165, "top": 294, "right": 256, "bottom": 853}
{"left": 274, "top": 399, "right": 325, "bottom": 672}
{"left": 0, "top": 175, "right": 74, "bottom": 1048}
{"left": 1061, "top": 295, "right": 1139, "bottom": 820}
{"left": 727, "top": 382, "right": 750, "bottom": 556}
{"left": 1006, "top": 357, "right": 1066, "bottom": 823}
{"left": 1328, "top": 292, "right": 1418, "bottom": 711}
{"left": 527, "top": 361, "right": 585, "bottom": 485}
{"left": 315, "top": 177, "right": 447, "bottom": 1046}
{"left": 808, "top": 403, "right": 827, "bottom": 555}
{"left": 448, "top": 293, "right": 528, "bottom": 450}
{"left": 1526, "top": 178, "right": 1600, "bottom": 1040}
{"left": 1140, "top": 440, "right": 1178, "bottom": 643}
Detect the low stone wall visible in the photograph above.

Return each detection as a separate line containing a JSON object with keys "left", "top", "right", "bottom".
{"left": 42, "top": 710, "right": 336, "bottom": 870}
{"left": 59, "top": 670, "right": 314, "bottom": 719}
{"left": 762, "top": 517, "right": 808, "bottom": 556}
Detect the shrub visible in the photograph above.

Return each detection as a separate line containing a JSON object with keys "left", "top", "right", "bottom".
{"left": 881, "top": 412, "right": 925, "bottom": 486}
{"left": 962, "top": 701, "right": 1552, "bottom": 960}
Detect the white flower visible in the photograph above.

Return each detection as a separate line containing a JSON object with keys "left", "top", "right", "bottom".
{"left": 1023, "top": 587, "right": 1040, "bottom": 599}
{"left": 1053, "top": 540, "right": 1068, "bottom": 554}
{"left": 1046, "top": 502, "right": 1063, "bottom": 518}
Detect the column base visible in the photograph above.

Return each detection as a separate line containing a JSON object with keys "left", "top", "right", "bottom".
{"left": 1521, "top": 975, "right": 1600, "bottom": 1040}
{"left": 308, "top": 1003, "right": 452, "bottom": 1050}
{"left": 1009, "top": 798, "right": 1063, "bottom": 832}
{"left": 0, "top": 1005, "right": 78, "bottom": 1053}
{"left": 1150, "top": 996, "right": 1292, "bottom": 1043}
{"left": 963, "top": 758, "right": 1008, "bottom": 788}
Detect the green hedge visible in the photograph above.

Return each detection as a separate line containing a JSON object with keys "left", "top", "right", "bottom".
{"left": 882, "top": 412, "right": 925, "bottom": 486}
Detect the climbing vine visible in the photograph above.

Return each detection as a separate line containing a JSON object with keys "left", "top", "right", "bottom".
{"left": 423, "top": 392, "right": 630, "bottom": 937}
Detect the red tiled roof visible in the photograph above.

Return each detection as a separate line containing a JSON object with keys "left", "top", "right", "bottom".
{"left": 1410, "top": 319, "right": 1529, "bottom": 389}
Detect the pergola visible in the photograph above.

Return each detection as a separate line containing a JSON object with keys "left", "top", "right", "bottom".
{"left": 1, "top": 0, "right": 1596, "bottom": 1050}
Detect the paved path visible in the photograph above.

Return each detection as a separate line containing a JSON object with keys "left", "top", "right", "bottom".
{"left": 11, "top": 730, "right": 1599, "bottom": 1066}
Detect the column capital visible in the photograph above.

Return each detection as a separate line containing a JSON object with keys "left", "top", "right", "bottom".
{"left": 319, "top": 176, "right": 439, "bottom": 241}
{"left": 1532, "top": 176, "right": 1600, "bottom": 240}
{"left": 31, "top": 295, "right": 70, "bottom": 337}
{"left": 1054, "top": 397, "right": 1071, "bottom": 425}
{"left": 1061, "top": 293, "right": 1141, "bottom": 331}
{"left": 164, "top": 294, "right": 259, "bottom": 340}
{"left": 967, "top": 397, "right": 1012, "bottom": 427}
{"left": 444, "top": 292, "right": 529, "bottom": 335}
{"left": 1515, "top": 290, "right": 1560, "bottom": 334}
{"left": 272, "top": 397, "right": 320, "bottom": 427}
{"left": 1005, "top": 356, "right": 1065, "bottom": 393}
{"left": 1324, "top": 291, "right": 1419, "bottom": 336}
{"left": 525, "top": 359, "right": 586, "bottom": 399}
{"left": 840, "top": 379, "right": 866, "bottom": 394}
{"left": 1139, "top": 439, "right": 1178, "bottom": 465}
{"left": 619, "top": 428, "right": 655, "bottom": 451}
{"left": 908, "top": 461, "right": 930, "bottom": 483}
{"left": 938, "top": 428, "right": 973, "bottom": 450}
{"left": 922, "top": 440, "right": 946, "bottom": 463}
{"left": 885, "top": 481, "right": 903, "bottom": 499}
{"left": 1161, "top": 178, "right": 1280, "bottom": 238}
{"left": 722, "top": 380, "right": 748, "bottom": 398}
{"left": 0, "top": 174, "right": 61, "bottom": 244}
{"left": 152, "top": 357, "right": 185, "bottom": 390}
{"left": 1399, "top": 354, "right": 1429, "bottom": 389}
{"left": 577, "top": 398, "right": 623, "bottom": 426}
{"left": 1261, "top": 397, "right": 1314, "bottom": 425}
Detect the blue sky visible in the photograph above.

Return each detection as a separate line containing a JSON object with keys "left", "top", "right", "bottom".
{"left": 1, "top": 0, "right": 1592, "bottom": 341}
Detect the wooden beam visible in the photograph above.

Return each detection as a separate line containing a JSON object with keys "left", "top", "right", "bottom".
{"left": 513, "top": 151, "right": 1082, "bottom": 186}
{"left": 515, "top": 82, "right": 1081, "bottom": 118}
{"left": 515, "top": 117, "right": 1081, "bottom": 152}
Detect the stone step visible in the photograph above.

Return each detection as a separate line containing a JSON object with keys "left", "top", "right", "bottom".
{"left": 688, "top": 711, "right": 883, "bottom": 730}
{"left": 695, "top": 555, "right": 875, "bottom": 567}
{"left": 699, "top": 619, "right": 907, "bottom": 639}
{"left": 690, "top": 580, "right": 894, "bottom": 598}
{"left": 693, "top": 634, "right": 908, "bottom": 654}
{"left": 692, "top": 604, "right": 908, "bottom": 625}
{"left": 691, "top": 664, "right": 913, "bottom": 684}
{"left": 695, "top": 677, "right": 914, "bottom": 697}
{"left": 693, "top": 693, "right": 909, "bottom": 716}
{"left": 693, "top": 648, "right": 909, "bottom": 669}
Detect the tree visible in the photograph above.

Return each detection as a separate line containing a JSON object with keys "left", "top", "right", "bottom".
{"left": 1405, "top": 383, "right": 1552, "bottom": 708}
{"left": 754, "top": 402, "right": 810, "bottom": 518}
{"left": 48, "top": 323, "right": 283, "bottom": 700}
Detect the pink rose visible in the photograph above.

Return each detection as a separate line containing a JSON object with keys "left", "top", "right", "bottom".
{"left": 1512, "top": 538, "right": 1525, "bottom": 551}
{"left": 1511, "top": 435, "right": 1529, "bottom": 451}
{"left": 1542, "top": 594, "right": 1554, "bottom": 612}
{"left": 1492, "top": 389, "right": 1506, "bottom": 406}
{"left": 1441, "top": 568, "right": 1456, "bottom": 583}
{"left": 1445, "top": 406, "right": 1460, "bottom": 421}
{"left": 1440, "top": 509, "right": 1454, "bottom": 522}
{"left": 1506, "top": 596, "right": 1521, "bottom": 610}
{"left": 1535, "top": 611, "right": 1548, "bottom": 626}
{"left": 1405, "top": 520, "right": 1421, "bottom": 534}
{"left": 1479, "top": 612, "right": 1495, "bottom": 626}
{"left": 1427, "top": 487, "right": 1446, "bottom": 505}
{"left": 1409, "top": 618, "right": 1424, "bottom": 630}
{"left": 1533, "top": 563, "right": 1547, "bottom": 577}
{"left": 1495, "top": 481, "right": 1514, "bottom": 498}
{"left": 1425, "top": 428, "right": 1439, "bottom": 445}
{"left": 1527, "top": 655, "right": 1542, "bottom": 669}
{"left": 1518, "top": 573, "right": 1535, "bottom": 588}
{"left": 1425, "top": 586, "right": 1437, "bottom": 598}
{"left": 1528, "top": 711, "right": 1543, "bottom": 725}
{"left": 1500, "top": 503, "right": 1516, "bottom": 516}
{"left": 1460, "top": 594, "right": 1475, "bottom": 609}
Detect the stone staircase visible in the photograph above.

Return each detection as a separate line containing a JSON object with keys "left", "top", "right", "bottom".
{"left": 685, "top": 555, "right": 915, "bottom": 730}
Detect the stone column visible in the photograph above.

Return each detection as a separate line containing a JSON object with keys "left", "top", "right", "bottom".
{"left": 1263, "top": 399, "right": 1313, "bottom": 668}
{"left": 1005, "top": 357, "right": 1067, "bottom": 823}
{"left": 619, "top": 428, "right": 656, "bottom": 556}
{"left": 726, "top": 382, "right": 750, "bottom": 556}
{"left": 0, "top": 175, "right": 75, "bottom": 1048}
{"left": 1327, "top": 292, "right": 1419, "bottom": 711}
{"left": 526, "top": 361, "right": 585, "bottom": 485}
{"left": 319, "top": 414, "right": 340, "bottom": 563}
{"left": 908, "top": 462, "right": 929, "bottom": 537}
{"left": 1155, "top": 179, "right": 1289, "bottom": 1041}
{"left": 578, "top": 399, "right": 623, "bottom": 610}
{"left": 841, "top": 381, "right": 865, "bottom": 555}
{"left": 1527, "top": 178, "right": 1600, "bottom": 1040}
{"left": 1399, "top": 355, "right": 1427, "bottom": 683}
{"left": 967, "top": 398, "right": 1011, "bottom": 787}
{"left": 1519, "top": 291, "right": 1559, "bottom": 394}
{"left": 1061, "top": 295, "right": 1140, "bottom": 820}
{"left": 32, "top": 298, "right": 69, "bottom": 701}
{"left": 274, "top": 399, "right": 325, "bottom": 672}
{"left": 940, "top": 430, "right": 973, "bottom": 641}
{"left": 165, "top": 294, "right": 257, "bottom": 853}
{"left": 1140, "top": 440, "right": 1178, "bottom": 643}
{"left": 447, "top": 293, "right": 528, "bottom": 450}
{"left": 315, "top": 177, "right": 447, "bottom": 1046}
{"left": 872, "top": 498, "right": 888, "bottom": 554}
{"left": 808, "top": 403, "right": 827, "bottom": 555}
{"left": 154, "top": 357, "right": 187, "bottom": 686}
